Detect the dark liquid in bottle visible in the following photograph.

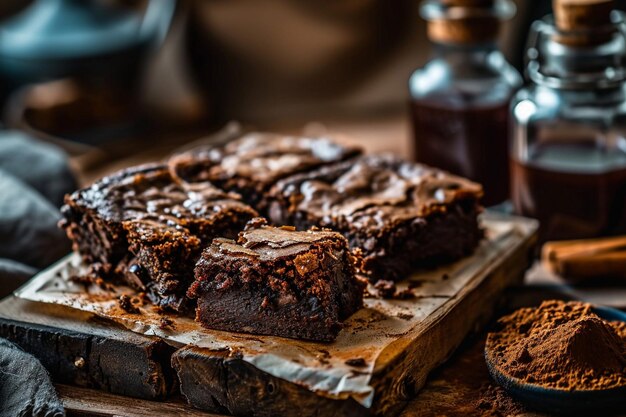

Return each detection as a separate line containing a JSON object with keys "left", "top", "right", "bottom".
{"left": 410, "top": 100, "right": 510, "bottom": 206}
{"left": 511, "top": 142, "right": 626, "bottom": 242}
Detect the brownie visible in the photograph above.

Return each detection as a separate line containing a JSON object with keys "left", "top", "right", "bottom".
{"left": 168, "top": 132, "right": 362, "bottom": 210}
{"left": 267, "top": 154, "right": 484, "bottom": 282}
{"left": 187, "top": 219, "right": 365, "bottom": 341}
{"left": 60, "top": 164, "right": 258, "bottom": 311}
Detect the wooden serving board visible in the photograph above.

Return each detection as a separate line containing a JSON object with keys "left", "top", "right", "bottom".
{"left": 1, "top": 214, "right": 537, "bottom": 417}
{"left": 0, "top": 296, "right": 178, "bottom": 400}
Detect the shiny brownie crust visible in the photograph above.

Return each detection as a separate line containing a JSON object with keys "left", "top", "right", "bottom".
{"left": 188, "top": 220, "right": 365, "bottom": 341}
{"left": 169, "top": 132, "right": 362, "bottom": 211}
{"left": 268, "top": 154, "right": 484, "bottom": 281}
{"left": 60, "top": 163, "right": 258, "bottom": 311}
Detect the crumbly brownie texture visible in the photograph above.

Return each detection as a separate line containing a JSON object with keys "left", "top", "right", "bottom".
{"left": 61, "top": 164, "right": 258, "bottom": 311}
{"left": 268, "top": 154, "right": 484, "bottom": 282}
{"left": 168, "top": 132, "right": 362, "bottom": 210}
{"left": 188, "top": 219, "right": 365, "bottom": 341}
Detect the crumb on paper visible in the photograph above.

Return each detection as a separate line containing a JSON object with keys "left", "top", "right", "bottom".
{"left": 372, "top": 280, "right": 415, "bottom": 300}
{"left": 159, "top": 317, "right": 175, "bottom": 329}
{"left": 118, "top": 294, "right": 140, "bottom": 314}
{"left": 396, "top": 312, "right": 414, "bottom": 320}
{"left": 345, "top": 358, "right": 367, "bottom": 367}
{"left": 131, "top": 293, "right": 146, "bottom": 306}
{"left": 373, "top": 280, "right": 396, "bottom": 298}
{"left": 395, "top": 289, "right": 415, "bottom": 300}
{"left": 316, "top": 349, "right": 331, "bottom": 365}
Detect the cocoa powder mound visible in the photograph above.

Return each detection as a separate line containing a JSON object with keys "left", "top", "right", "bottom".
{"left": 487, "top": 300, "right": 626, "bottom": 391}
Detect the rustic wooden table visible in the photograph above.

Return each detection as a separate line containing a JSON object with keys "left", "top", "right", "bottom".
{"left": 58, "top": 335, "right": 530, "bottom": 417}
{"left": 55, "top": 280, "right": 626, "bottom": 417}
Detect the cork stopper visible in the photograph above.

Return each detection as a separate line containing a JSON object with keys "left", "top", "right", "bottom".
{"left": 552, "top": 0, "right": 616, "bottom": 45}
{"left": 427, "top": 17, "right": 501, "bottom": 44}
{"left": 424, "top": 0, "right": 506, "bottom": 44}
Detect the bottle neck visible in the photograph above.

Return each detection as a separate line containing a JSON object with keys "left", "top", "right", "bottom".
{"left": 526, "top": 14, "right": 626, "bottom": 90}
{"left": 431, "top": 42, "right": 501, "bottom": 66}
{"left": 538, "top": 83, "right": 626, "bottom": 105}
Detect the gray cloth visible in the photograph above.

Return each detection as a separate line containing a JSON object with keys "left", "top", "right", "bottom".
{"left": 0, "top": 338, "right": 65, "bottom": 417}
{"left": 0, "top": 170, "right": 70, "bottom": 269}
{"left": 0, "top": 131, "right": 76, "bottom": 207}
{"left": 0, "top": 258, "right": 36, "bottom": 298}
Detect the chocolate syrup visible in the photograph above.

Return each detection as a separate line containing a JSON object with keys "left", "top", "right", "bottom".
{"left": 411, "top": 100, "right": 511, "bottom": 206}
{"left": 511, "top": 142, "right": 626, "bottom": 242}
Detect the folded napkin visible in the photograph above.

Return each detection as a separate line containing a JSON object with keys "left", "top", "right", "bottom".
{"left": 0, "top": 130, "right": 76, "bottom": 294}
{"left": 0, "top": 170, "right": 70, "bottom": 270}
{"left": 0, "top": 338, "right": 65, "bottom": 417}
{"left": 0, "top": 131, "right": 76, "bottom": 207}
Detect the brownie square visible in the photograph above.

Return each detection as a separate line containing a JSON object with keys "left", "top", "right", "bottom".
{"left": 168, "top": 132, "right": 362, "bottom": 211}
{"left": 121, "top": 221, "right": 201, "bottom": 311}
{"left": 61, "top": 164, "right": 258, "bottom": 311}
{"left": 187, "top": 219, "right": 365, "bottom": 341}
{"left": 267, "top": 154, "right": 484, "bottom": 282}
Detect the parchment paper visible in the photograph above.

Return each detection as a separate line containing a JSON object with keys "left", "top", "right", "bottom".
{"left": 16, "top": 216, "right": 528, "bottom": 408}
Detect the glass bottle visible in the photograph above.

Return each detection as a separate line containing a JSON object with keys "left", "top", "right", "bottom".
{"left": 510, "top": 0, "right": 626, "bottom": 242}
{"left": 409, "top": 0, "right": 521, "bottom": 206}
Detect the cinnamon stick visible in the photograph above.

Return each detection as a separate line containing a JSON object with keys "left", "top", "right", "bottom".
{"left": 542, "top": 236, "right": 626, "bottom": 282}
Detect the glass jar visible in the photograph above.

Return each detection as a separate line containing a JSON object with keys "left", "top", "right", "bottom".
{"left": 409, "top": 0, "right": 521, "bottom": 206}
{"left": 510, "top": 10, "right": 626, "bottom": 242}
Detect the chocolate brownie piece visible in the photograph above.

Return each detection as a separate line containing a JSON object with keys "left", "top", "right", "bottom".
{"left": 121, "top": 221, "right": 202, "bottom": 311}
{"left": 187, "top": 219, "right": 365, "bottom": 341}
{"left": 268, "top": 154, "right": 484, "bottom": 282}
{"left": 61, "top": 164, "right": 258, "bottom": 311}
{"left": 168, "top": 132, "right": 362, "bottom": 210}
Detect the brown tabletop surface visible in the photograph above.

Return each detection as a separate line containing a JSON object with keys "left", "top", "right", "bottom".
{"left": 57, "top": 283, "right": 624, "bottom": 417}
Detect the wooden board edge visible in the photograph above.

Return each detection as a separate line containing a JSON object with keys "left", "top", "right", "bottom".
{"left": 0, "top": 316, "right": 178, "bottom": 400}
{"left": 370, "top": 226, "right": 537, "bottom": 415}
{"left": 172, "top": 346, "right": 370, "bottom": 417}
{"left": 56, "top": 384, "right": 220, "bottom": 417}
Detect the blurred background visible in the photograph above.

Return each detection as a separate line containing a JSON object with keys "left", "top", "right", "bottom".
{"left": 0, "top": 0, "right": 551, "bottom": 183}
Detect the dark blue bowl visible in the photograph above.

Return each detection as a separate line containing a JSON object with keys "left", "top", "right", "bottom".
{"left": 485, "top": 306, "right": 626, "bottom": 416}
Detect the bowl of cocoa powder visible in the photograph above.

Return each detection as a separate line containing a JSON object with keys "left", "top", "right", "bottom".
{"left": 485, "top": 300, "right": 626, "bottom": 415}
